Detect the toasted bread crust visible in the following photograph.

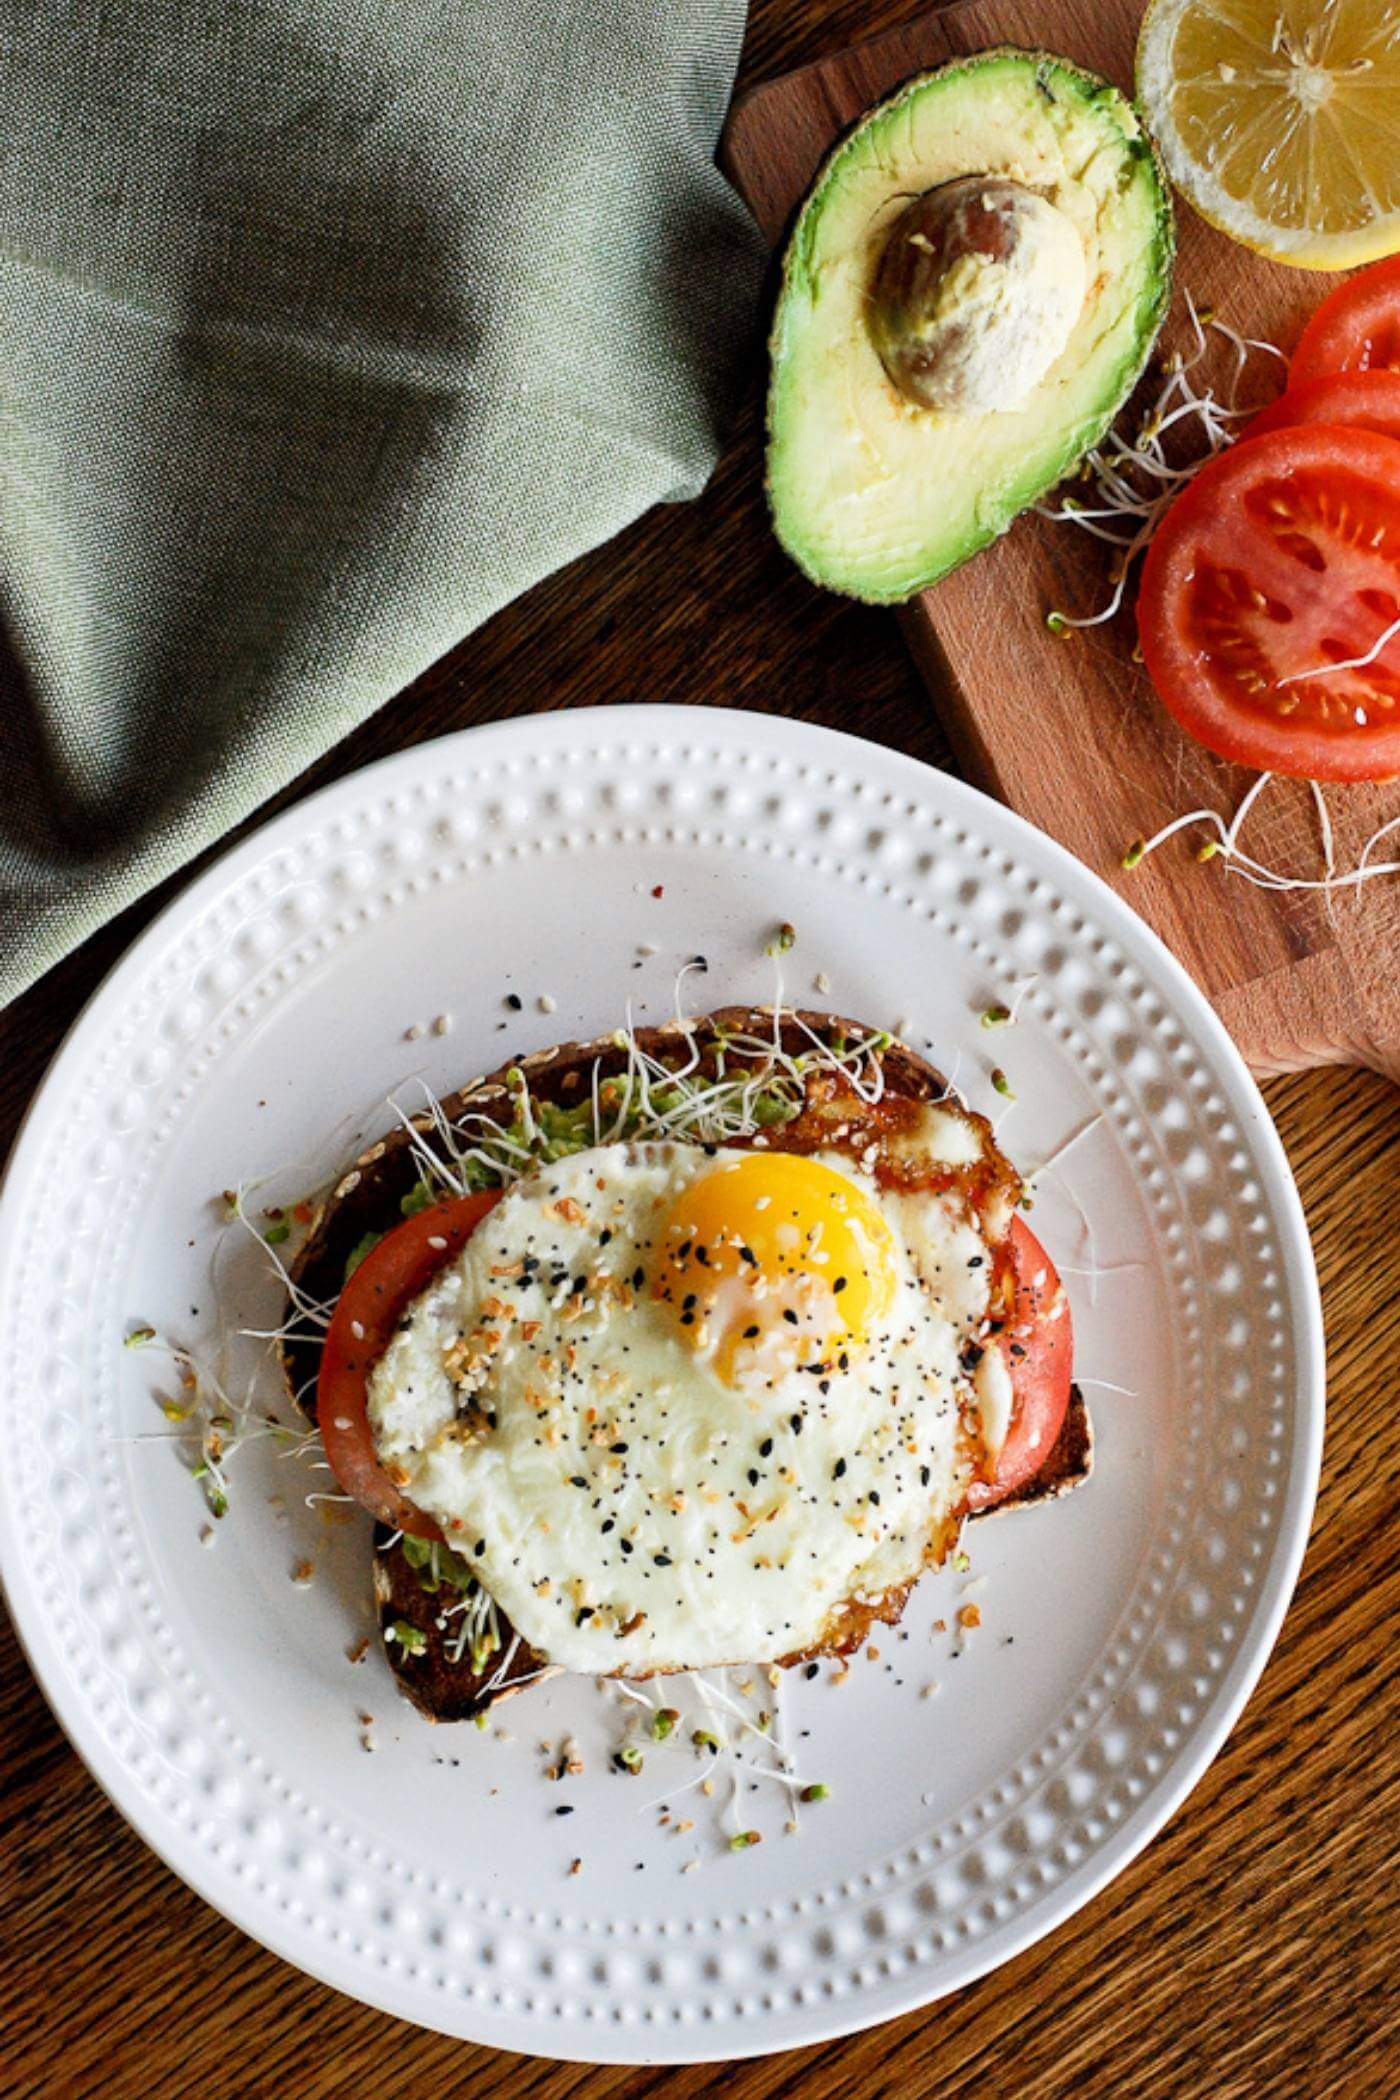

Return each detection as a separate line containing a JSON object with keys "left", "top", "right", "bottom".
{"left": 285, "top": 1009, "right": 1091, "bottom": 1721}
{"left": 370, "top": 1532, "right": 555, "bottom": 1723}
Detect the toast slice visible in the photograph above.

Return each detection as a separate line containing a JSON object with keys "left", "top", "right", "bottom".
{"left": 283, "top": 1009, "right": 1092, "bottom": 1722}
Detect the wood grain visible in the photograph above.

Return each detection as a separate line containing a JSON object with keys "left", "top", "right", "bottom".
{"left": 2, "top": 5, "right": 1398, "bottom": 2095}
{"left": 722, "top": 0, "right": 1400, "bottom": 1082}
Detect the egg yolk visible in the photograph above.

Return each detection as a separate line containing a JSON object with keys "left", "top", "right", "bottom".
{"left": 655, "top": 1153, "right": 898, "bottom": 1387}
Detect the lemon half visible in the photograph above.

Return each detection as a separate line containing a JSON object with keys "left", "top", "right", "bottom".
{"left": 1137, "top": 0, "right": 1400, "bottom": 269}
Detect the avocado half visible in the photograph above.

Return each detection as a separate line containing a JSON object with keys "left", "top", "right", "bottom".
{"left": 765, "top": 47, "right": 1175, "bottom": 603}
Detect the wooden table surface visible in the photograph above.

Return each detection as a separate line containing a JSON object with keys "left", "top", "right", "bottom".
{"left": 3, "top": 6, "right": 1397, "bottom": 2095}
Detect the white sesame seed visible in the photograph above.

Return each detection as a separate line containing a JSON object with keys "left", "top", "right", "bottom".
{"left": 537, "top": 994, "right": 557, "bottom": 1014}
{"left": 433, "top": 1012, "right": 453, "bottom": 1036}
{"left": 404, "top": 1021, "right": 425, "bottom": 1042}
{"left": 814, "top": 971, "right": 831, "bottom": 995}
{"left": 350, "top": 1318, "right": 366, "bottom": 1341}
{"left": 426, "top": 1235, "right": 448, "bottom": 1251}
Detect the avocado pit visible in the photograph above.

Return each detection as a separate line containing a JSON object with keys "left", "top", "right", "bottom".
{"left": 870, "top": 176, "right": 1086, "bottom": 415}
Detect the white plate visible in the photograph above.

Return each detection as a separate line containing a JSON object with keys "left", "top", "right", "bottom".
{"left": 0, "top": 706, "right": 1323, "bottom": 2060}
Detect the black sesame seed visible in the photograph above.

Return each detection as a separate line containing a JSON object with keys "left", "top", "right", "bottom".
{"left": 834, "top": 1458, "right": 847, "bottom": 1479}
{"left": 620, "top": 1538, "right": 634, "bottom": 1556}
{"left": 569, "top": 1475, "right": 588, "bottom": 1489}
{"left": 804, "top": 1662, "right": 819, "bottom": 1680}
{"left": 747, "top": 1468, "right": 759, "bottom": 1487}
{"left": 654, "top": 1553, "right": 672, "bottom": 1568}
{"left": 601, "top": 1519, "right": 615, "bottom": 1534}
{"left": 833, "top": 1276, "right": 848, "bottom": 1294}
{"left": 919, "top": 1466, "right": 931, "bottom": 1488}
{"left": 610, "top": 1441, "right": 629, "bottom": 1454}
{"left": 555, "top": 1804, "right": 575, "bottom": 1816}
{"left": 743, "top": 1325, "right": 760, "bottom": 1340}
{"left": 759, "top": 1438, "right": 773, "bottom": 1458}
{"left": 782, "top": 1309, "right": 799, "bottom": 1327}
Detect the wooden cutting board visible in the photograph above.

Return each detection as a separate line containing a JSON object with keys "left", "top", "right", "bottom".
{"left": 722, "top": 0, "right": 1400, "bottom": 1084}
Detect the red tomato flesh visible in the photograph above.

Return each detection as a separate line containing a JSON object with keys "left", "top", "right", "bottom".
{"left": 1291, "top": 255, "right": 1400, "bottom": 386}
{"left": 1137, "top": 424, "right": 1400, "bottom": 782}
{"left": 1244, "top": 371, "right": 1400, "bottom": 447}
{"left": 317, "top": 1190, "right": 501, "bottom": 1537}
{"left": 316, "top": 1189, "right": 1073, "bottom": 1533}
{"left": 964, "top": 1216, "right": 1074, "bottom": 1513}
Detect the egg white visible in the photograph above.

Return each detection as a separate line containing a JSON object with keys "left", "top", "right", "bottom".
{"left": 367, "top": 1139, "right": 998, "bottom": 1673}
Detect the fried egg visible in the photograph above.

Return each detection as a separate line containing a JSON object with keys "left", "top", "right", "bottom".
{"left": 367, "top": 1120, "right": 1011, "bottom": 1674}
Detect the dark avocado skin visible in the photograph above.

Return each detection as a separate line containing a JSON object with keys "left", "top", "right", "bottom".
{"left": 764, "top": 44, "right": 1176, "bottom": 603}
{"left": 286, "top": 1010, "right": 1092, "bottom": 1721}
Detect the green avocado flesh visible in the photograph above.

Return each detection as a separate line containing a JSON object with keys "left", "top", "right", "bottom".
{"left": 766, "top": 48, "right": 1174, "bottom": 603}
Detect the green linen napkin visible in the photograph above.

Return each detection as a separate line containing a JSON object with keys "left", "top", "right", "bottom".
{"left": 0, "top": 1, "right": 764, "bottom": 1004}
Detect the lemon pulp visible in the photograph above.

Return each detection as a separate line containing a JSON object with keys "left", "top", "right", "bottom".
{"left": 1137, "top": 0, "right": 1400, "bottom": 269}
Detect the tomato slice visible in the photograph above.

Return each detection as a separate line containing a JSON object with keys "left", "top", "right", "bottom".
{"left": 317, "top": 1192, "right": 1071, "bottom": 1533}
{"left": 1291, "top": 255, "right": 1400, "bottom": 386}
{"left": 1137, "top": 425, "right": 1400, "bottom": 782}
{"left": 317, "top": 1190, "right": 501, "bottom": 1537}
{"left": 965, "top": 1217, "right": 1073, "bottom": 1513}
{"left": 1244, "top": 372, "right": 1400, "bottom": 447}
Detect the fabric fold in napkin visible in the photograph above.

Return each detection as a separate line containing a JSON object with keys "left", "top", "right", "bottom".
{"left": 0, "top": 0, "right": 764, "bottom": 1003}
